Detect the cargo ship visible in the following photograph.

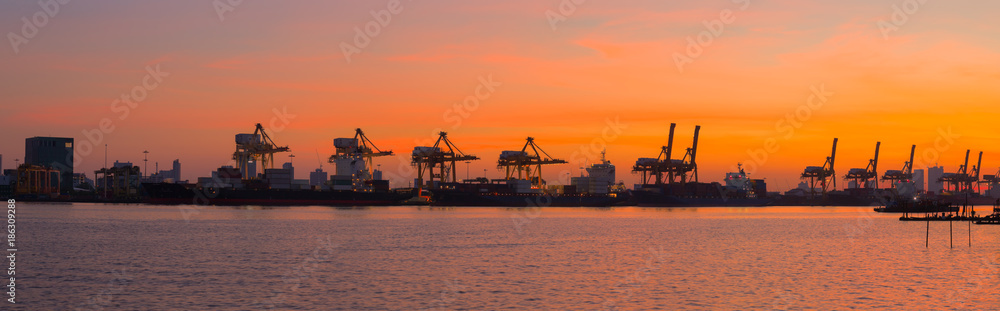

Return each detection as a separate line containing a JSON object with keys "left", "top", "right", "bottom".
{"left": 142, "top": 127, "right": 412, "bottom": 207}
{"left": 423, "top": 150, "right": 628, "bottom": 207}
{"left": 768, "top": 188, "right": 887, "bottom": 206}
{"left": 425, "top": 178, "right": 627, "bottom": 207}
{"left": 632, "top": 164, "right": 772, "bottom": 207}
{"left": 143, "top": 182, "right": 410, "bottom": 206}
{"left": 874, "top": 198, "right": 957, "bottom": 213}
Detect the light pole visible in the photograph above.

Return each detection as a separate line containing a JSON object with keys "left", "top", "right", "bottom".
{"left": 143, "top": 150, "right": 149, "bottom": 179}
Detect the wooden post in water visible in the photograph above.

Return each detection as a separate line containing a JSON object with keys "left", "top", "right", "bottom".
{"left": 925, "top": 220, "right": 929, "bottom": 248}
{"left": 968, "top": 220, "right": 971, "bottom": 247}
{"left": 949, "top": 220, "right": 953, "bottom": 249}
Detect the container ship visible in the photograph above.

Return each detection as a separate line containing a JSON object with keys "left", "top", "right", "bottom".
{"left": 412, "top": 134, "right": 627, "bottom": 207}
{"left": 627, "top": 123, "right": 771, "bottom": 207}
{"left": 631, "top": 164, "right": 771, "bottom": 207}
{"left": 142, "top": 181, "right": 410, "bottom": 206}
{"left": 144, "top": 126, "right": 409, "bottom": 207}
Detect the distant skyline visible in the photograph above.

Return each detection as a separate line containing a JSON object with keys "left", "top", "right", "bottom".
{"left": 2, "top": 1, "right": 999, "bottom": 191}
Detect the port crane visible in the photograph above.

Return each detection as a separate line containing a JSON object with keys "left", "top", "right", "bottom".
{"left": 881, "top": 145, "right": 916, "bottom": 192}
{"left": 801, "top": 138, "right": 838, "bottom": 198}
{"left": 497, "top": 137, "right": 568, "bottom": 188}
{"left": 632, "top": 123, "right": 700, "bottom": 185}
{"left": 845, "top": 142, "right": 880, "bottom": 189}
{"left": 233, "top": 123, "right": 290, "bottom": 180}
{"left": 938, "top": 150, "right": 982, "bottom": 193}
{"left": 329, "top": 128, "right": 393, "bottom": 177}
{"left": 411, "top": 132, "right": 479, "bottom": 188}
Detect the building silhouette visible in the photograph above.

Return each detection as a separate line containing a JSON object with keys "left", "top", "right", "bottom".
{"left": 927, "top": 165, "right": 944, "bottom": 194}
{"left": 25, "top": 137, "right": 74, "bottom": 194}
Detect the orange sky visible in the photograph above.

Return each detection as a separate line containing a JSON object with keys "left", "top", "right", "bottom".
{"left": 2, "top": 1, "right": 999, "bottom": 191}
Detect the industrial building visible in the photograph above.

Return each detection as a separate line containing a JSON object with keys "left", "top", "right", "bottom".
{"left": 927, "top": 166, "right": 945, "bottom": 194}
{"left": 144, "top": 159, "right": 183, "bottom": 183}
{"left": 25, "top": 137, "right": 74, "bottom": 194}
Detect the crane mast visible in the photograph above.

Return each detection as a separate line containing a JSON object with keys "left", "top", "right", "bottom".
{"left": 233, "top": 123, "right": 290, "bottom": 180}
{"left": 411, "top": 132, "right": 479, "bottom": 188}
{"left": 801, "top": 138, "right": 838, "bottom": 198}
{"left": 497, "top": 137, "right": 567, "bottom": 188}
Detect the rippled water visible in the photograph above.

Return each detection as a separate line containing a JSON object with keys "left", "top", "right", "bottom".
{"left": 15, "top": 203, "right": 1000, "bottom": 310}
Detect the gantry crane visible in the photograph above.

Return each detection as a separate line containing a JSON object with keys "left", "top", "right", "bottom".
{"left": 881, "top": 144, "right": 915, "bottom": 190}
{"left": 632, "top": 123, "right": 700, "bottom": 185}
{"left": 233, "top": 123, "right": 290, "bottom": 179}
{"left": 329, "top": 128, "right": 393, "bottom": 179}
{"left": 497, "top": 137, "right": 568, "bottom": 188}
{"left": 939, "top": 150, "right": 973, "bottom": 193}
{"left": 411, "top": 132, "right": 479, "bottom": 188}
{"left": 845, "top": 142, "right": 880, "bottom": 189}
{"left": 967, "top": 151, "right": 983, "bottom": 193}
{"left": 801, "top": 138, "right": 838, "bottom": 197}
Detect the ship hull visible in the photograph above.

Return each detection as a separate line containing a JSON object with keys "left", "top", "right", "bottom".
{"left": 142, "top": 183, "right": 409, "bottom": 207}
{"left": 428, "top": 189, "right": 627, "bottom": 207}
{"left": 632, "top": 190, "right": 772, "bottom": 207}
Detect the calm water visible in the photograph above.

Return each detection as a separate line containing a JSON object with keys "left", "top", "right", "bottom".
{"left": 14, "top": 203, "right": 1000, "bottom": 310}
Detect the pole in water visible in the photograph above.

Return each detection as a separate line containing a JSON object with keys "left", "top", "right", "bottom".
{"left": 950, "top": 220, "right": 953, "bottom": 249}
{"left": 968, "top": 220, "right": 971, "bottom": 247}
{"left": 925, "top": 220, "right": 929, "bottom": 248}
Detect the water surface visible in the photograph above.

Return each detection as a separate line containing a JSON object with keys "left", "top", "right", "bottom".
{"left": 17, "top": 203, "right": 1000, "bottom": 310}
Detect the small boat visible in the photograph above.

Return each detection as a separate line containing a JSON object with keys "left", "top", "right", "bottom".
{"left": 875, "top": 198, "right": 957, "bottom": 213}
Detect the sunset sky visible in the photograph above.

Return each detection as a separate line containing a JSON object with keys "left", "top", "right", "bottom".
{"left": 2, "top": 1, "right": 999, "bottom": 191}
